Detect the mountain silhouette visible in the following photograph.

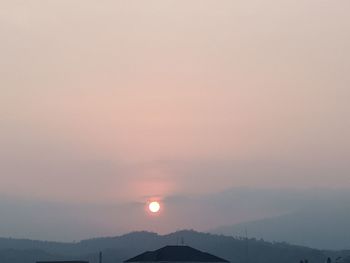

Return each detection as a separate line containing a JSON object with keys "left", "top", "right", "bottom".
{"left": 212, "top": 204, "right": 350, "bottom": 250}
{"left": 0, "top": 230, "right": 345, "bottom": 263}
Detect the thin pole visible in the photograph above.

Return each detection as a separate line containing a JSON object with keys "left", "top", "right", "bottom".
{"left": 245, "top": 227, "right": 249, "bottom": 263}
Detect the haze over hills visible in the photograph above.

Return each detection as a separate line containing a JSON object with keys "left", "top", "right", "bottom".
{"left": 212, "top": 202, "right": 350, "bottom": 250}
{"left": 0, "top": 230, "right": 341, "bottom": 263}
{"left": 2, "top": 188, "right": 350, "bottom": 242}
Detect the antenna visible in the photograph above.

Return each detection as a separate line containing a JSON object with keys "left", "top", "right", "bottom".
{"left": 245, "top": 227, "right": 249, "bottom": 263}
{"left": 181, "top": 237, "right": 185, "bottom": 246}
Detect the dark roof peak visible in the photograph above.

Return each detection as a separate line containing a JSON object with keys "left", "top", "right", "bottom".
{"left": 125, "top": 245, "right": 229, "bottom": 263}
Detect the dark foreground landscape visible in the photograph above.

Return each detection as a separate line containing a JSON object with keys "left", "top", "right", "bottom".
{"left": 0, "top": 230, "right": 349, "bottom": 263}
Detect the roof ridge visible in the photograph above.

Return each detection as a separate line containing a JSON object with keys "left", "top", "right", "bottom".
{"left": 124, "top": 245, "right": 229, "bottom": 263}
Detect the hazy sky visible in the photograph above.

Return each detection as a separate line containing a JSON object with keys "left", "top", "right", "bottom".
{"left": 0, "top": 0, "right": 349, "bottom": 240}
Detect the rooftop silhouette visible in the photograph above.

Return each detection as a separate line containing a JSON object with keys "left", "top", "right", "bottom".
{"left": 125, "top": 245, "right": 229, "bottom": 263}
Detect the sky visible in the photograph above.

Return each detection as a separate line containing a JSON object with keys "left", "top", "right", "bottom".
{"left": 0, "top": 0, "right": 349, "bottom": 240}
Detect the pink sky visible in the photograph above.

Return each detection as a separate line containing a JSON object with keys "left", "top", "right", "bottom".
{"left": 0, "top": 1, "right": 349, "bottom": 239}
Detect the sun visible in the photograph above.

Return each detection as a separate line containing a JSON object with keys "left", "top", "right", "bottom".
{"left": 148, "top": 201, "right": 161, "bottom": 213}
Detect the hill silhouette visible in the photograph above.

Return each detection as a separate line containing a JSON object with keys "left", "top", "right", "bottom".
{"left": 0, "top": 230, "right": 344, "bottom": 263}
{"left": 212, "top": 204, "right": 350, "bottom": 250}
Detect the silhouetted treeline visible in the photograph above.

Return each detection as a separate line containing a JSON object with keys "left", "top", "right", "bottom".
{"left": 0, "top": 230, "right": 348, "bottom": 263}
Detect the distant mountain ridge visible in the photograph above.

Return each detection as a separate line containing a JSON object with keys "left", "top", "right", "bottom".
{"left": 212, "top": 204, "right": 350, "bottom": 250}
{"left": 0, "top": 230, "right": 343, "bottom": 263}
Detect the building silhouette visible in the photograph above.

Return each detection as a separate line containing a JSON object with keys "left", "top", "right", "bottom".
{"left": 125, "top": 245, "right": 229, "bottom": 263}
